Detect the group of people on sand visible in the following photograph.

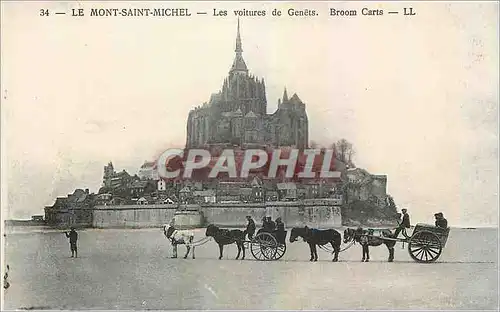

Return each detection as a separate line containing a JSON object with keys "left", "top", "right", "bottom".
{"left": 392, "top": 208, "right": 449, "bottom": 238}
{"left": 58, "top": 210, "right": 449, "bottom": 258}
{"left": 262, "top": 216, "right": 285, "bottom": 232}
{"left": 244, "top": 215, "right": 285, "bottom": 240}
{"left": 244, "top": 209, "right": 448, "bottom": 242}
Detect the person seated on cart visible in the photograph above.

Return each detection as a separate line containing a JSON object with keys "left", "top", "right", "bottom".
{"left": 434, "top": 212, "right": 448, "bottom": 229}
{"left": 261, "top": 216, "right": 269, "bottom": 230}
{"left": 266, "top": 216, "right": 276, "bottom": 231}
{"left": 275, "top": 217, "right": 285, "bottom": 244}
{"left": 393, "top": 208, "right": 411, "bottom": 238}
{"left": 275, "top": 217, "right": 285, "bottom": 232}
{"left": 246, "top": 215, "right": 256, "bottom": 240}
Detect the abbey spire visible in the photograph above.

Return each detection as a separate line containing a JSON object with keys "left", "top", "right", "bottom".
{"left": 229, "top": 18, "right": 248, "bottom": 75}
{"left": 282, "top": 87, "right": 289, "bottom": 103}
{"left": 235, "top": 17, "right": 242, "bottom": 53}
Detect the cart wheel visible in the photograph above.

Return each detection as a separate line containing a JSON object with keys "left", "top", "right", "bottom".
{"left": 274, "top": 244, "right": 286, "bottom": 260}
{"left": 251, "top": 232, "right": 278, "bottom": 261}
{"left": 408, "top": 231, "right": 442, "bottom": 263}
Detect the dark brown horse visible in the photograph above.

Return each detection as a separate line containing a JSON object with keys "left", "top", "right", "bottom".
{"left": 290, "top": 226, "right": 341, "bottom": 262}
{"left": 205, "top": 224, "right": 247, "bottom": 260}
{"left": 343, "top": 227, "right": 396, "bottom": 262}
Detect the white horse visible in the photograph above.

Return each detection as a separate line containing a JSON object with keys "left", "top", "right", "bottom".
{"left": 163, "top": 225, "right": 196, "bottom": 259}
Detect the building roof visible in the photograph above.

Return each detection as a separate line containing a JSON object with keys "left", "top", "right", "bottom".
{"left": 251, "top": 177, "right": 262, "bottom": 187}
{"left": 54, "top": 197, "right": 68, "bottom": 206}
{"left": 245, "top": 111, "right": 257, "bottom": 118}
{"left": 289, "top": 93, "right": 303, "bottom": 104}
{"left": 193, "top": 190, "right": 215, "bottom": 197}
{"left": 140, "top": 161, "right": 156, "bottom": 169}
{"left": 68, "top": 189, "right": 88, "bottom": 203}
{"left": 180, "top": 186, "right": 191, "bottom": 193}
{"left": 240, "top": 187, "right": 252, "bottom": 196}
{"left": 231, "top": 54, "right": 248, "bottom": 73}
{"left": 76, "top": 194, "right": 88, "bottom": 203}
{"left": 234, "top": 108, "right": 243, "bottom": 116}
{"left": 277, "top": 182, "right": 297, "bottom": 190}
{"left": 130, "top": 181, "right": 149, "bottom": 188}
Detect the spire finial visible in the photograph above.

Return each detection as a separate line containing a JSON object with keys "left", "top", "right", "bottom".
{"left": 235, "top": 17, "right": 242, "bottom": 53}
{"left": 229, "top": 18, "right": 248, "bottom": 75}
{"left": 283, "top": 87, "right": 289, "bottom": 102}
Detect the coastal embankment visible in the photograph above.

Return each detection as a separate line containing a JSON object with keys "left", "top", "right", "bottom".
{"left": 92, "top": 199, "right": 343, "bottom": 229}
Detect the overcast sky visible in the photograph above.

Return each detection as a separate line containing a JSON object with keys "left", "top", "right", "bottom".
{"left": 1, "top": 1, "right": 498, "bottom": 226}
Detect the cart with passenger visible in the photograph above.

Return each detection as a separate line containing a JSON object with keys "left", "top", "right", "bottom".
{"left": 363, "top": 223, "right": 450, "bottom": 263}
{"left": 249, "top": 227, "right": 287, "bottom": 261}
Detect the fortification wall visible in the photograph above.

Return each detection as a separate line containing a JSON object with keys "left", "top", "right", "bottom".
{"left": 92, "top": 204, "right": 177, "bottom": 228}
{"left": 200, "top": 204, "right": 266, "bottom": 227}
{"left": 200, "top": 200, "right": 342, "bottom": 228}
{"left": 92, "top": 200, "right": 342, "bottom": 229}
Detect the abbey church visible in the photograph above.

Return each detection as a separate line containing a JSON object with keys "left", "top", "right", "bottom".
{"left": 186, "top": 20, "right": 309, "bottom": 149}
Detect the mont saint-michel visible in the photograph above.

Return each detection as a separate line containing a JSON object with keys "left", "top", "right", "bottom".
{"left": 41, "top": 20, "right": 396, "bottom": 229}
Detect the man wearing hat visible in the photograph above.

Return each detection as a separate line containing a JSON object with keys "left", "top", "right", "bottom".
{"left": 275, "top": 217, "right": 286, "bottom": 244}
{"left": 394, "top": 208, "right": 411, "bottom": 238}
{"left": 65, "top": 227, "right": 78, "bottom": 258}
{"left": 266, "top": 216, "right": 276, "bottom": 231}
{"left": 275, "top": 217, "right": 285, "bottom": 232}
{"left": 434, "top": 212, "right": 448, "bottom": 229}
{"left": 261, "top": 216, "right": 269, "bottom": 230}
{"left": 245, "top": 215, "right": 256, "bottom": 240}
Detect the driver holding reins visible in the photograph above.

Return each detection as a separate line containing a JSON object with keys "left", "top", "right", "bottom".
{"left": 393, "top": 208, "right": 411, "bottom": 238}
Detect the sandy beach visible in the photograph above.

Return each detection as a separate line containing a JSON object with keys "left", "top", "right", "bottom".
{"left": 3, "top": 226, "right": 498, "bottom": 310}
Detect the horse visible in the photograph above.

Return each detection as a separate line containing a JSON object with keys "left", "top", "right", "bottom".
{"left": 163, "top": 225, "right": 196, "bottom": 259}
{"left": 343, "top": 227, "right": 396, "bottom": 262}
{"left": 205, "top": 224, "right": 247, "bottom": 260}
{"left": 289, "top": 226, "right": 341, "bottom": 262}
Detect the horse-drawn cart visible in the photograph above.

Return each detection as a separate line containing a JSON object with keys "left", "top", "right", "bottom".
{"left": 359, "top": 223, "right": 450, "bottom": 263}
{"left": 406, "top": 223, "right": 450, "bottom": 263}
{"left": 249, "top": 228, "right": 287, "bottom": 261}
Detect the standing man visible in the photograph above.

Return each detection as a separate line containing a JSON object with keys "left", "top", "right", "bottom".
{"left": 394, "top": 208, "right": 411, "bottom": 238}
{"left": 434, "top": 212, "right": 448, "bottom": 228}
{"left": 65, "top": 227, "right": 78, "bottom": 258}
{"left": 169, "top": 217, "right": 176, "bottom": 228}
{"left": 245, "top": 216, "right": 256, "bottom": 240}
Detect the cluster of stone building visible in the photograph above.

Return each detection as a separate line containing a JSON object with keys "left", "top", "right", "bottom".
{"left": 44, "top": 159, "right": 387, "bottom": 227}
{"left": 42, "top": 20, "right": 389, "bottom": 228}
{"left": 44, "top": 189, "right": 94, "bottom": 227}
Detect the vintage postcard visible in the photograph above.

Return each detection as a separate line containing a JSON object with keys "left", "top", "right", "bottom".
{"left": 1, "top": 1, "right": 498, "bottom": 310}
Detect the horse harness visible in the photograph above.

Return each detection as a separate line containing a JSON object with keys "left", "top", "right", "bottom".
{"left": 167, "top": 228, "right": 190, "bottom": 245}
{"left": 302, "top": 228, "right": 355, "bottom": 253}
